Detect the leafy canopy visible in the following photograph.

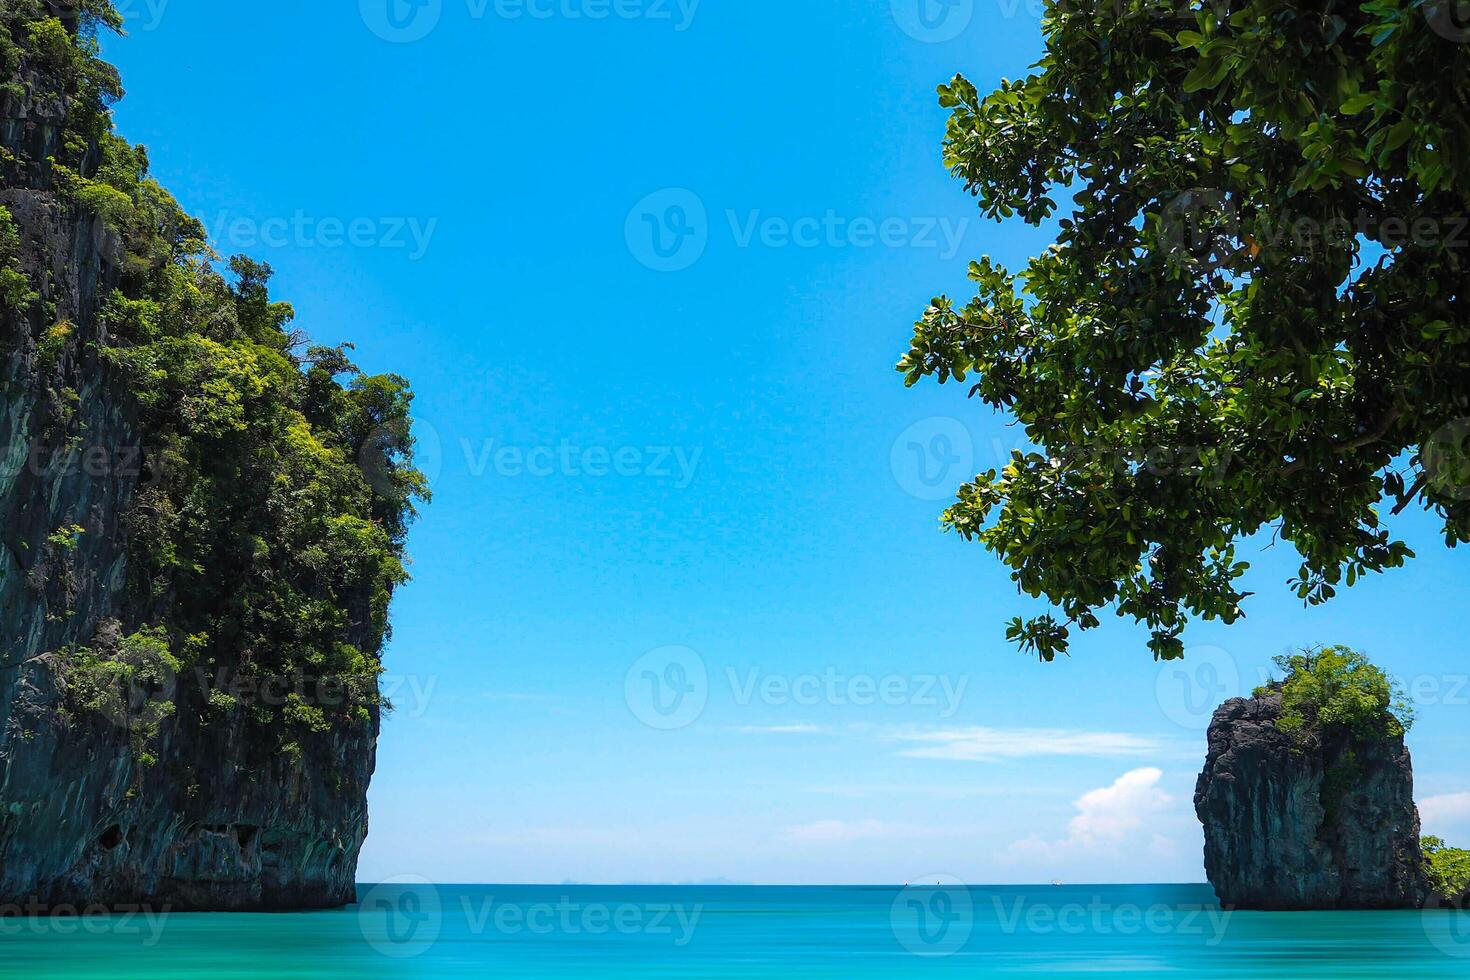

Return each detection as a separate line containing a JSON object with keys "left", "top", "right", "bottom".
{"left": 899, "top": 0, "right": 1470, "bottom": 660}
{"left": 1257, "top": 645, "right": 1413, "bottom": 740}
{"left": 1423, "top": 836, "right": 1470, "bottom": 898}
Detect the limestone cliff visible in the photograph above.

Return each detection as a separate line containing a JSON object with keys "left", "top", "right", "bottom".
{"left": 0, "top": 3, "right": 421, "bottom": 910}
{"left": 1195, "top": 688, "right": 1429, "bottom": 910}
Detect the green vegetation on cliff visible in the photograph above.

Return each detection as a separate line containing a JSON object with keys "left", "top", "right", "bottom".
{"left": 2, "top": 2, "right": 426, "bottom": 758}
{"left": 1258, "top": 645, "right": 1413, "bottom": 741}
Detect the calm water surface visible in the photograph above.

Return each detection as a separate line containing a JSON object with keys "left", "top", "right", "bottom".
{"left": 4, "top": 884, "right": 1469, "bottom": 977}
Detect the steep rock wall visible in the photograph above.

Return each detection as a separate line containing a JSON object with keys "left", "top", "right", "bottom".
{"left": 0, "top": 4, "right": 399, "bottom": 911}
{"left": 1194, "top": 690, "right": 1429, "bottom": 910}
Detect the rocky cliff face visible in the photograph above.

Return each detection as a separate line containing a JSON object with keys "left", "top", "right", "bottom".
{"left": 0, "top": 4, "right": 414, "bottom": 911}
{"left": 1195, "top": 689, "right": 1429, "bottom": 910}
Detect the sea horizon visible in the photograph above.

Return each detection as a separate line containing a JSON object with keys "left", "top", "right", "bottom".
{"left": 350, "top": 880, "right": 1213, "bottom": 888}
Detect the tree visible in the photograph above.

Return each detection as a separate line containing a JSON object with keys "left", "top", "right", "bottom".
{"left": 898, "top": 0, "right": 1470, "bottom": 660}
{"left": 1422, "top": 836, "right": 1470, "bottom": 898}
{"left": 1259, "top": 645, "right": 1413, "bottom": 740}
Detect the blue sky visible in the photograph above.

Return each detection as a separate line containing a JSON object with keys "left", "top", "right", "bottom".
{"left": 106, "top": 1, "right": 1470, "bottom": 885}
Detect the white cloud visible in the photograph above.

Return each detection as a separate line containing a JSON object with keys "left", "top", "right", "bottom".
{"left": 889, "top": 726, "right": 1165, "bottom": 763}
{"left": 1148, "top": 833, "right": 1179, "bottom": 858}
{"left": 774, "top": 819, "right": 948, "bottom": 845}
{"left": 1007, "top": 768, "right": 1174, "bottom": 861}
{"left": 1069, "top": 768, "right": 1171, "bottom": 844}
{"left": 806, "top": 783, "right": 1022, "bottom": 800}
{"left": 1421, "top": 792, "right": 1470, "bottom": 832}
{"left": 472, "top": 828, "right": 630, "bottom": 847}
{"left": 779, "top": 819, "right": 893, "bottom": 844}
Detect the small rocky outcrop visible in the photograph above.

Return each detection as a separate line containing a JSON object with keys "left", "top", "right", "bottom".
{"left": 1194, "top": 689, "right": 1429, "bottom": 910}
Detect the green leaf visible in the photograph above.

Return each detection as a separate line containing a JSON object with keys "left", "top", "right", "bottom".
{"left": 1382, "top": 119, "right": 1416, "bottom": 153}
{"left": 1182, "top": 59, "right": 1220, "bottom": 93}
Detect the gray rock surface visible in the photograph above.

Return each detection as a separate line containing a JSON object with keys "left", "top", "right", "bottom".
{"left": 1194, "top": 689, "right": 1429, "bottom": 910}
{"left": 0, "top": 18, "right": 376, "bottom": 912}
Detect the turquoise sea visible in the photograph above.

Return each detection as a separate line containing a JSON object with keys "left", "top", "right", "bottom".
{"left": 4, "top": 884, "right": 1469, "bottom": 978}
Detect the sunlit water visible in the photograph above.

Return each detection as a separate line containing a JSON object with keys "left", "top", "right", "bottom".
{"left": 4, "top": 884, "right": 1469, "bottom": 977}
